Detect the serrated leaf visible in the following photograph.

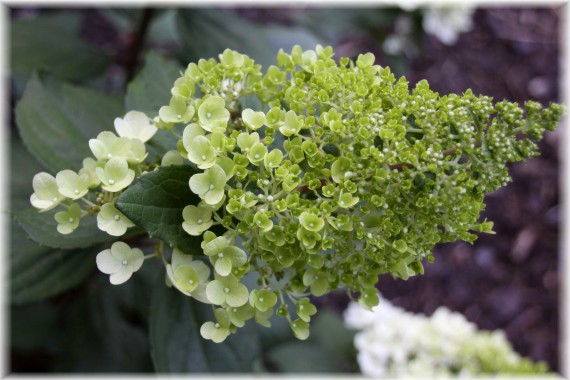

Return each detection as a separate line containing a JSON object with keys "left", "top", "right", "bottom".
{"left": 116, "top": 165, "right": 207, "bottom": 254}
{"left": 10, "top": 220, "right": 97, "bottom": 305}
{"left": 11, "top": 12, "right": 111, "bottom": 82}
{"left": 15, "top": 73, "right": 124, "bottom": 172}
{"left": 125, "top": 51, "right": 182, "bottom": 116}
{"left": 149, "top": 281, "right": 259, "bottom": 372}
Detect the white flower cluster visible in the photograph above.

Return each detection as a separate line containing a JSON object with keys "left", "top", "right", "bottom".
{"left": 422, "top": 5, "right": 475, "bottom": 45}
{"left": 344, "top": 296, "right": 538, "bottom": 377}
{"left": 384, "top": 5, "right": 475, "bottom": 55}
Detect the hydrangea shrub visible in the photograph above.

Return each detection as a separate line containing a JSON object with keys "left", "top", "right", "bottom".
{"left": 344, "top": 297, "right": 550, "bottom": 376}
{"left": 28, "top": 45, "right": 564, "bottom": 342}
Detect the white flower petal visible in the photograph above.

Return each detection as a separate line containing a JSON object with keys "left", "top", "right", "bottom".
{"left": 96, "top": 249, "right": 121, "bottom": 274}
{"left": 109, "top": 269, "right": 133, "bottom": 285}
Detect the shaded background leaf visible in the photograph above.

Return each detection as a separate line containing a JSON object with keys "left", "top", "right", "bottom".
{"left": 15, "top": 73, "right": 124, "bottom": 172}
{"left": 125, "top": 51, "right": 182, "bottom": 116}
{"left": 149, "top": 281, "right": 260, "bottom": 372}
{"left": 176, "top": 9, "right": 322, "bottom": 68}
{"left": 10, "top": 220, "right": 98, "bottom": 305}
{"left": 11, "top": 12, "right": 111, "bottom": 83}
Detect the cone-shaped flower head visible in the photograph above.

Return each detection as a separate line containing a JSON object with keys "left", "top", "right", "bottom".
{"left": 182, "top": 205, "right": 213, "bottom": 236}
{"left": 189, "top": 165, "right": 227, "bottom": 205}
{"left": 55, "top": 170, "right": 90, "bottom": 200}
{"left": 97, "top": 202, "right": 135, "bottom": 236}
{"left": 114, "top": 110, "right": 157, "bottom": 143}
{"left": 30, "top": 172, "right": 65, "bottom": 211}
{"left": 95, "top": 157, "right": 135, "bottom": 192}
{"left": 54, "top": 203, "right": 81, "bottom": 234}
{"left": 159, "top": 95, "right": 195, "bottom": 124}
{"left": 96, "top": 241, "right": 144, "bottom": 285}
{"left": 198, "top": 96, "right": 230, "bottom": 132}
{"left": 206, "top": 274, "right": 249, "bottom": 307}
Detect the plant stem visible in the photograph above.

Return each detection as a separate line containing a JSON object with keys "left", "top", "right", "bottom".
{"left": 124, "top": 8, "right": 155, "bottom": 86}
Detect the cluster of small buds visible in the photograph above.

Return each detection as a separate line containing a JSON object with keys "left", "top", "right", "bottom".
{"left": 344, "top": 297, "right": 549, "bottom": 376}
{"left": 29, "top": 45, "right": 564, "bottom": 342}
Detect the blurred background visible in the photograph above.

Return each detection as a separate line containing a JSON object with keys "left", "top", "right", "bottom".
{"left": 8, "top": 5, "right": 563, "bottom": 373}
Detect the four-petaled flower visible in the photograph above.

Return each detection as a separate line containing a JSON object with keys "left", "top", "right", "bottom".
{"left": 95, "top": 157, "right": 135, "bottom": 192}
{"left": 159, "top": 95, "right": 195, "bottom": 123}
{"left": 54, "top": 203, "right": 81, "bottom": 234}
{"left": 30, "top": 172, "right": 64, "bottom": 211}
{"left": 206, "top": 274, "right": 249, "bottom": 307}
{"left": 182, "top": 205, "right": 213, "bottom": 236}
{"left": 56, "top": 170, "right": 90, "bottom": 200}
{"left": 198, "top": 96, "right": 230, "bottom": 132}
{"left": 114, "top": 110, "right": 158, "bottom": 143}
{"left": 203, "top": 236, "right": 247, "bottom": 276}
{"left": 166, "top": 248, "right": 211, "bottom": 303}
{"left": 189, "top": 165, "right": 227, "bottom": 205}
{"left": 97, "top": 203, "right": 135, "bottom": 236}
{"left": 200, "top": 308, "right": 232, "bottom": 343}
{"left": 96, "top": 241, "right": 144, "bottom": 285}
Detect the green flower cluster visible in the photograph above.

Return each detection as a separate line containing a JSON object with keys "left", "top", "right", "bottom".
{"left": 29, "top": 45, "right": 564, "bottom": 342}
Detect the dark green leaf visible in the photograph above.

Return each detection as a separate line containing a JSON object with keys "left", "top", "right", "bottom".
{"left": 10, "top": 135, "right": 46, "bottom": 213}
{"left": 15, "top": 73, "right": 124, "bottom": 172}
{"left": 125, "top": 51, "right": 181, "bottom": 157}
{"left": 176, "top": 9, "right": 320, "bottom": 68}
{"left": 10, "top": 302, "right": 59, "bottom": 351}
{"left": 267, "top": 342, "right": 342, "bottom": 373}
{"left": 11, "top": 12, "right": 111, "bottom": 82}
{"left": 149, "top": 281, "right": 259, "bottom": 373}
{"left": 311, "top": 310, "right": 356, "bottom": 358}
{"left": 55, "top": 274, "right": 153, "bottom": 372}
{"left": 116, "top": 165, "right": 206, "bottom": 254}
{"left": 126, "top": 51, "right": 182, "bottom": 116}
{"left": 10, "top": 220, "right": 98, "bottom": 305}
{"left": 14, "top": 208, "right": 115, "bottom": 250}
